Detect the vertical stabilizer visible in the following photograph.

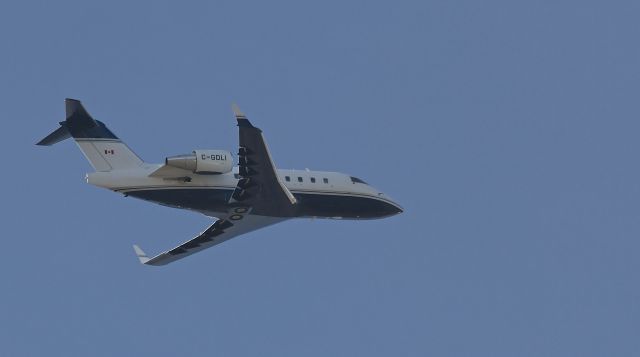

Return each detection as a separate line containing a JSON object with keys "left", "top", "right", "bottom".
{"left": 37, "top": 98, "right": 143, "bottom": 171}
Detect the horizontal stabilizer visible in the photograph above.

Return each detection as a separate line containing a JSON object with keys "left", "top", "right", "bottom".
{"left": 36, "top": 125, "right": 71, "bottom": 146}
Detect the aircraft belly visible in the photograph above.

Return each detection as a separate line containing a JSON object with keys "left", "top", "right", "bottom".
{"left": 124, "top": 188, "right": 233, "bottom": 213}
{"left": 293, "top": 192, "right": 402, "bottom": 219}
{"left": 122, "top": 188, "right": 400, "bottom": 219}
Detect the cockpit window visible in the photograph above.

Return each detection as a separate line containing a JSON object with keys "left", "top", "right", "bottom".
{"left": 350, "top": 176, "right": 368, "bottom": 184}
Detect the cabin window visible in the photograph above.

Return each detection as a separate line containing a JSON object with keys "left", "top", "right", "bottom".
{"left": 310, "top": 177, "right": 316, "bottom": 183}
{"left": 323, "top": 178, "right": 329, "bottom": 184}
{"left": 285, "top": 176, "right": 290, "bottom": 182}
{"left": 298, "top": 177, "right": 303, "bottom": 182}
{"left": 350, "top": 176, "right": 368, "bottom": 184}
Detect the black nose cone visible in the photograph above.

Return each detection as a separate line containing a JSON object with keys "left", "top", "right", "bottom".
{"left": 371, "top": 200, "right": 403, "bottom": 218}
{"left": 386, "top": 201, "right": 403, "bottom": 217}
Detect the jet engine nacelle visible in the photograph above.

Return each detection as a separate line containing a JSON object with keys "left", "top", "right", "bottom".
{"left": 165, "top": 149, "right": 233, "bottom": 174}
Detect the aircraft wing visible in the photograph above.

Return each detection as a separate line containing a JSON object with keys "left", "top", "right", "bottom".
{"left": 231, "top": 104, "right": 297, "bottom": 216}
{"left": 132, "top": 106, "right": 296, "bottom": 266}
{"left": 133, "top": 210, "right": 286, "bottom": 266}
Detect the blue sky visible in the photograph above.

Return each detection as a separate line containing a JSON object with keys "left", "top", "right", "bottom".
{"left": 1, "top": 0, "right": 640, "bottom": 356}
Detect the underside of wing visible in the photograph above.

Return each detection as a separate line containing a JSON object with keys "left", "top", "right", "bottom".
{"left": 134, "top": 211, "right": 286, "bottom": 266}
{"left": 231, "top": 105, "right": 297, "bottom": 216}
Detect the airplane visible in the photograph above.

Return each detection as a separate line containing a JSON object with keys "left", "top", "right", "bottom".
{"left": 37, "top": 99, "right": 403, "bottom": 266}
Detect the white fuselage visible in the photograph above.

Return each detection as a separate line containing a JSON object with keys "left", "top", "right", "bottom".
{"left": 87, "top": 164, "right": 402, "bottom": 219}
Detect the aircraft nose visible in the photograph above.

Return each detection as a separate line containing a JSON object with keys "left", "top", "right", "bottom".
{"left": 377, "top": 193, "right": 403, "bottom": 217}
{"left": 387, "top": 201, "right": 403, "bottom": 216}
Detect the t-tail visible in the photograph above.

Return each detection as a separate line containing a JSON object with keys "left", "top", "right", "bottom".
{"left": 37, "top": 98, "right": 143, "bottom": 171}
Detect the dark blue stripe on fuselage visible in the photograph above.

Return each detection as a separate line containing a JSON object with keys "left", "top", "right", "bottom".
{"left": 123, "top": 188, "right": 401, "bottom": 219}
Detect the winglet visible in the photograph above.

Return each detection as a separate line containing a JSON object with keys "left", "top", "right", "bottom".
{"left": 133, "top": 244, "right": 150, "bottom": 264}
{"left": 232, "top": 103, "right": 245, "bottom": 118}
{"left": 232, "top": 103, "right": 255, "bottom": 128}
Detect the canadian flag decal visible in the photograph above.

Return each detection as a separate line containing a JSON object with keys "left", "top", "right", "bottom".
{"left": 104, "top": 149, "right": 115, "bottom": 155}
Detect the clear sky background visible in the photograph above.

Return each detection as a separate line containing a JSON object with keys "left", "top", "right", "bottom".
{"left": 1, "top": 0, "right": 639, "bottom": 356}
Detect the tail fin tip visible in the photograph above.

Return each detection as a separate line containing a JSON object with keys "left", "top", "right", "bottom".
{"left": 37, "top": 98, "right": 144, "bottom": 171}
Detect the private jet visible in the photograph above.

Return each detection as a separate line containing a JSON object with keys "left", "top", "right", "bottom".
{"left": 37, "top": 99, "right": 403, "bottom": 266}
